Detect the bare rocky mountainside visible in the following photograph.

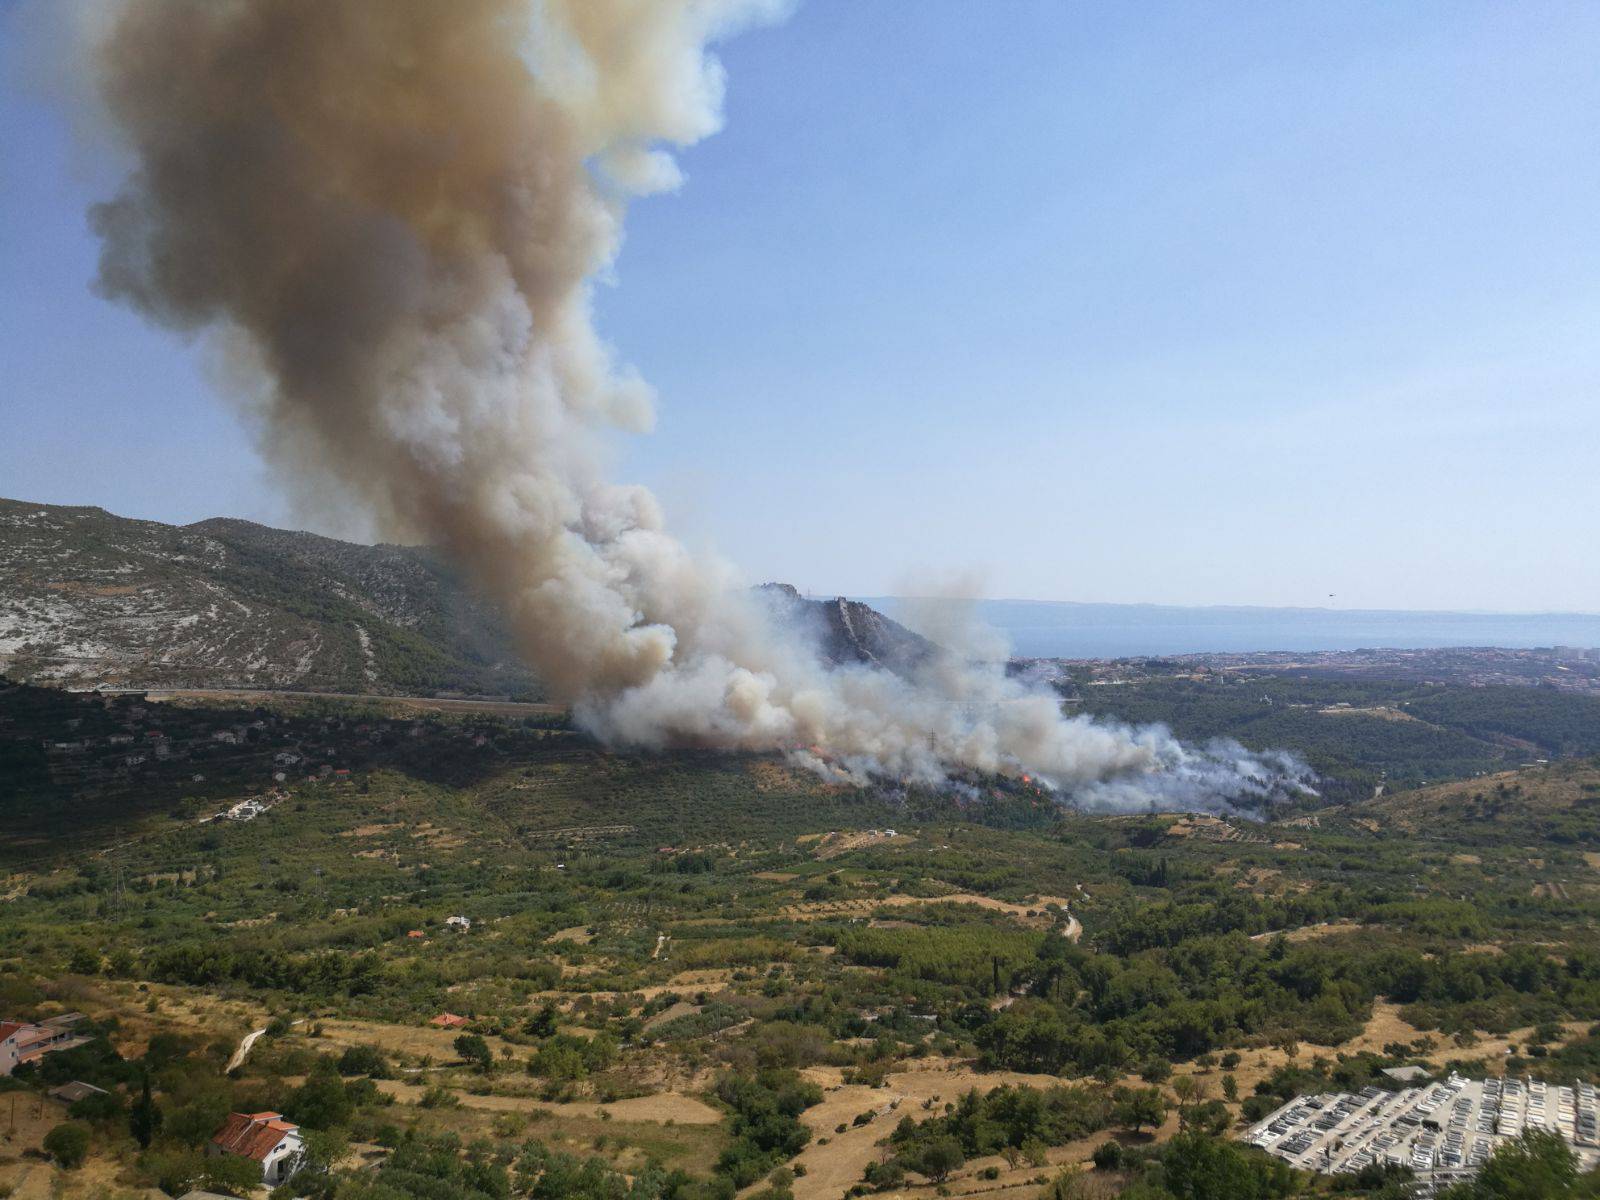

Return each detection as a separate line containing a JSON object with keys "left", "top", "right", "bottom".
{"left": 0, "top": 498, "right": 539, "bottom": 696}
{"left": 756, "top": 582, "right": 936, "bottom": 675}
{"left": 0, "top": 499, "right": 931, "bottom": 698}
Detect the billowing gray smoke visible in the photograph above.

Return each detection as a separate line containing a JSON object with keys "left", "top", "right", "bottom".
{"left": 60, "top": 0, "right": 1307, "bottom": 811}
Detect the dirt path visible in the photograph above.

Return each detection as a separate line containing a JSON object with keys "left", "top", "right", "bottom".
{"left": 780, "top": 893, "right": 1075, "bottom": 930}
{"left": 226, "top": 1025, "right": 268, "bottom": 1073}
{"left": 226, "top": 1016, "right": 307, "bottom": 1073}
{"left": 374, "top": 1079, "right": 722, "bottom": 1124}
{"left": 1248, "top": 919, "right": 1364, "bottom": 943}
{"left": 311, "top": 1017, "right": 520, "bottom": 1062}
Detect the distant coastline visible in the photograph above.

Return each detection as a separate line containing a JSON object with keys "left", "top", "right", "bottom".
{"left": 865, "top": 597, "right": 1600, "bottom": 659}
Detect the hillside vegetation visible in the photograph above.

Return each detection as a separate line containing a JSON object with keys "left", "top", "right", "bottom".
{"left": 5, "top": 681, "right": 1600, "bottom": 1198}
{"left": 1071, "top": 670, "right": 1600, "bottom": 802}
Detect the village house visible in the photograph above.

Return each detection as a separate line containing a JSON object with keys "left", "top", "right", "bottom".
{"left": 207, "top": 1111, "right": 305, "bottom": 1185}
{"left": 225, "top": 797, "right": 270, "bottom": 821}
{"left": 445, "top": 915, "right": 471, "bottom": 932}
{"left": 428, "top": 1012, "right": 470, "bottom": 1029}
{"left": 1, "top": 1022, "right": 27, "bottom": 1075}
{"left": 0, "top": 1014, "right": 91, "bottom": 1076}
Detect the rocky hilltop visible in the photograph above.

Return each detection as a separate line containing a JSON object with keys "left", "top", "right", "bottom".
{"left": 755, "top": 583, "right": 935, "bottom": 676}
{"left": 0, "top": 498, "right": 537, "bottom": 696}
{"left": 0, "top": 499, "right": 931, "bottom": 697}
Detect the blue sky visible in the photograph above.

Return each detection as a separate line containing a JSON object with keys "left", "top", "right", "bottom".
{"left": 3, "top": 1, "right": 1598, "bottom": 611}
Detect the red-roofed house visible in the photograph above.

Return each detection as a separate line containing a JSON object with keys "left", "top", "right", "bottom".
{"left": 208, "top": 1111, "right": 305, "bottom": 1185}
{"left": 428, "top": 1012, "right": 469, "bottom": 1029}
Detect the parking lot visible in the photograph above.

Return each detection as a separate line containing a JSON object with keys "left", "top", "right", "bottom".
{"left": 1245, "top": 1073, "right": 1600, "bottom": 1190}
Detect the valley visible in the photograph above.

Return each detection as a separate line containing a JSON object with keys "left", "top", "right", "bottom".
{"left": 4, "top": 681, "right": 1600, "bottom": 1198}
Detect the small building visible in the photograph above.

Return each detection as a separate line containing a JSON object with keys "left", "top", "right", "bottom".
{"left": 428, "top": 1013, "right": 470, "bottom": 1029}
{"left": 226, "top": 798, "right": 268, "bottom": 821}
{"left": 406, "top": 930, "right": 426, "bottom": 940}
{"left": 1383, "top": 1065, "right": 1430, "bottom": 1083}
{"left": 445, "top": 915, "right": 471, "bottom": 933}
{"left": 49, "top": 1080, "right": 109, "bottom": 1104}
{"left": 208, "top": 1111, "right": 305, "bottom": 1186}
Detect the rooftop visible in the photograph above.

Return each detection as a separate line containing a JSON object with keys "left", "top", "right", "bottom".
{"left": 210, "top": 1111, "right": 299, "bottom": 1162}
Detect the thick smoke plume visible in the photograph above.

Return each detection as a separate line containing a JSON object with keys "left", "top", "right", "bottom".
{"left": 65, "top": 0, "right": 1307, "bottom": 812}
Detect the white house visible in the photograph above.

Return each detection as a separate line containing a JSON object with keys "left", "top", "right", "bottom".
{"left": 0, "top": 1021, "right": 23, "bottom": 1076}
{"left": 0, "top": 1014, "right": 91, "bottom": 1076}
{"left": 208, "top": 1111, "right": 306, "bottom": 1185}
{"left": 445, "top": 915, "right": 472, "bottom": 933}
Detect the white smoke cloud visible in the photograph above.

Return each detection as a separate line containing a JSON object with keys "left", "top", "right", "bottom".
{"left": 1073, "top": 736, "right": 1319, "bottom": 817}
{"left": 51, "top": 0, "right": 1311, "bottom": 814}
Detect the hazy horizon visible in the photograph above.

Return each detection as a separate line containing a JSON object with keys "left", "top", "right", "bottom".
{"left": 868, "top": 595, "right": 1600, "bottom": 619}
{"left": 9, "top": 486, "right": 1600, "bottom": 623}
{"left": 869, "top": 596, "right": 1600, "bottom": 658}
